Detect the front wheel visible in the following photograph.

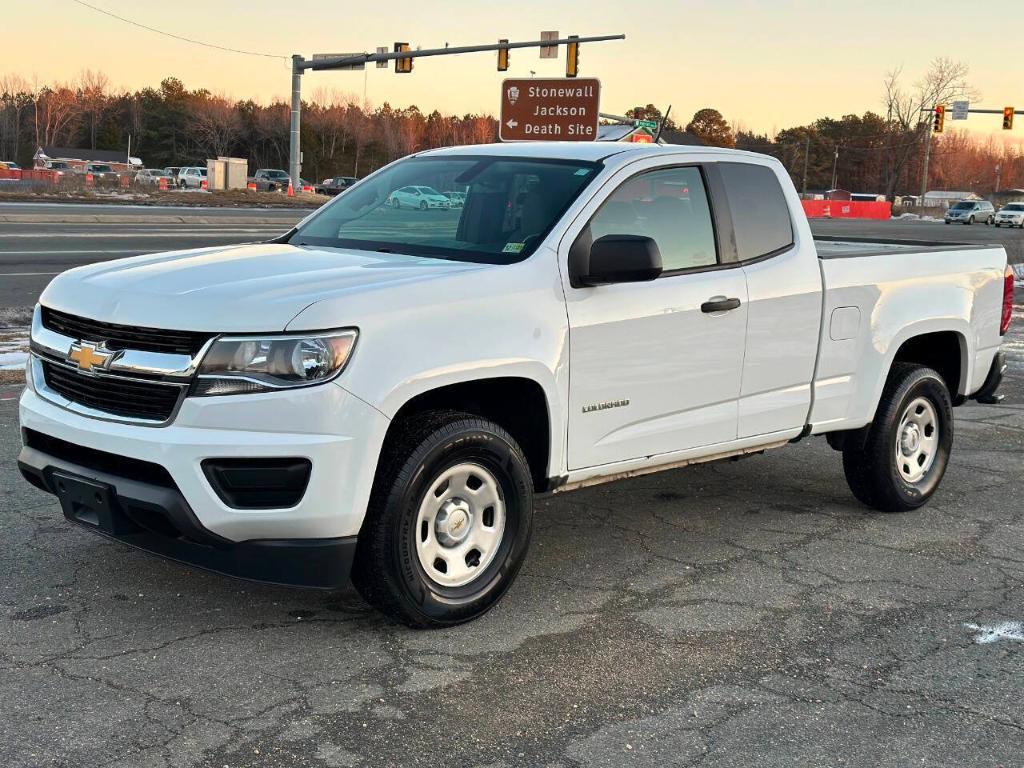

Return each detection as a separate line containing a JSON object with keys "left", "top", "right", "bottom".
{"left": 966, "top": 216, "right": 974, "bottom": 225}
{"left": 352, "top": 411, "right": 534, "bottom": 627}
{"left": 419, "top": 200, "right": 428, "bottom": 210}
{"left": 842, "top": 363, "right": 953, "bottom": 512}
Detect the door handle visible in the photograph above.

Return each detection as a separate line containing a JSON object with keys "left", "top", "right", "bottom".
{"left": 701, "top": 297, "right": 742, "bottom": 313}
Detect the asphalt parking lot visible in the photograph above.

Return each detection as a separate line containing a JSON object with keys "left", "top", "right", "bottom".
{"left": 1, "top": 208, "right": 1023, "bottom": 766}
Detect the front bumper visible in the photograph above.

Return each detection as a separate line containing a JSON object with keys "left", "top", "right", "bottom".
{"left": 19, "top": 378, "right": 390, "bottom": 543}
{"left": 18, "top": 437, "right": 356, "bottom": 588}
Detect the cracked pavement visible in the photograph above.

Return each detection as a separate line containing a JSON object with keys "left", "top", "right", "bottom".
{"left": 1, "top": 313, "right": 1022, "bottom": 767}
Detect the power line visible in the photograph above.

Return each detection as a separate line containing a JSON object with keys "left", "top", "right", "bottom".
{"left": 68, "top": 0, "right": 286, "bottom": 60}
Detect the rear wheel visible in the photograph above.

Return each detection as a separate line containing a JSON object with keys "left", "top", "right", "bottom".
{"left": 842, "top": 364, "right": 953, "bottom": 512}
{"left": 351, "top": 411, "right": 534, "bottom": 627}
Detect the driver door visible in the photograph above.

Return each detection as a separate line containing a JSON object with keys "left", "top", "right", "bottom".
{"left": 561, "top": 162, "right": 748, "bottom": 470}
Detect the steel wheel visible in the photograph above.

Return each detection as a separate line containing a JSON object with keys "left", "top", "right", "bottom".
{"left": 895, "top": 396, "right": 939, "bottom": 483}
{"left": 414, "top": 462, "right": 506, "bottom": 588}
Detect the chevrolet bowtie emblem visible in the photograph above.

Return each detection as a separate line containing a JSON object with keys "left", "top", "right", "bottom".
{"left": 68, "top": 342, "right": 116, "bottom": 372}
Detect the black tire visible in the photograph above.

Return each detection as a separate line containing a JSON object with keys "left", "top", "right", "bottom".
{"left": 842, "top": 363, "right": 953, "bottom": 512}
{"left": 966, "top": 216, "right": 974, "bottom": 225}
{"left": 351, "top": 411, "right": 534, "bottom": 628}
{"left": 419, "top": 200, "right": 428, "bottom": 210}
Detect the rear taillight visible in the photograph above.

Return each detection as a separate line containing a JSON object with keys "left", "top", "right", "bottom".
{"left": 1001, "top": 264, "right": 1014, "bottom": 336}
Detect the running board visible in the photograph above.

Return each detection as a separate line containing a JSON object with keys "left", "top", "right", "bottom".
{"left": 553, "top": 439, "right": 790, "bottom": 494}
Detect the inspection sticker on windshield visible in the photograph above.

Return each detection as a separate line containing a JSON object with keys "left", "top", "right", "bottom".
{"left": 574, "top": 168, "right": 592, "bottom": 176}
{"left": 502, "top": 242, "right": 526, "bottom": 254}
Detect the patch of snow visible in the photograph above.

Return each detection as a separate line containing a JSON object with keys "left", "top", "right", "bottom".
{"left": 892, "top": 213, "right": 942, "bottom": 222}
{"left": 0, "top": 351, "right": 28, "bottom": 370}
{"left": 964, "top": 621, "right": 1024, "bottom": 644}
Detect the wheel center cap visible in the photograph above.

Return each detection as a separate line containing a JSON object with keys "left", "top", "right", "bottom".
{"left": 436, "top": 499, "right": 472, "bottom": 546}
{"left": 901, "top": 424, "right": 920, "bottom": 455}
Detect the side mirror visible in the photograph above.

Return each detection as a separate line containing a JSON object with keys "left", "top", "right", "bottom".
{"left": 575, "top": 234, "right": 663, "bottom": 286}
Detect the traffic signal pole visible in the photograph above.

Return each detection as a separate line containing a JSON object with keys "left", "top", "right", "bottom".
{"left": 919, "top": 126, "right": 933, "bottom": 203}
{"left": 287, "top": 33, "right": 625, "bottom": 191}
{"left": 918, "top": 104, "right": 1013, "bottom": 204}
{"left": 289, "top": 55, "right": 303, "bottom": 195}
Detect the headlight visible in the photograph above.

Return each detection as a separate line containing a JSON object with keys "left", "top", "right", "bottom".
{"left": 194, "top": 330, "right": 357, "bottom": 396}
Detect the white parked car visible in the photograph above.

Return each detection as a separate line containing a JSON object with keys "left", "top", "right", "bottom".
{"left": 177, "top": 166, "right": 207, "bottom": 189}
{"left": 18, "top": 143, "right": 1012, "bottom": 627}
{"left": 388, "top": 185, "right": 450, "bottom": 210}
{"left": 993, "top": 202, "right": 1024, "bottom": 228}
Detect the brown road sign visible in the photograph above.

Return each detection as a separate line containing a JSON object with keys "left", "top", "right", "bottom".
{"left": 499, "top": 78, "right": 600, "bottom": 142}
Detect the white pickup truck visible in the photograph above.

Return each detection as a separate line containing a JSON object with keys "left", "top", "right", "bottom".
{"left": 19, "top": 142, "right": 1013, "bottom": 627}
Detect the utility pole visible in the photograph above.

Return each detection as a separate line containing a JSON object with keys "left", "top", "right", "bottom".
{"left": 995, "top": 163, "right": 1002, "bottom": 193}
{"left": 830, "top": 146, "right": 839, "bottom": 192}
{"left": 287, "top": 34, "right": 625, "bottom": 192}
{"left": 801, "top": 134, "right": 810, "bottom": 197}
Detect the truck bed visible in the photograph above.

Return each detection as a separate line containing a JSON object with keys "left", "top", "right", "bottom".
{"left": 814, "top": 236, "right": 1004, "bottom": 259}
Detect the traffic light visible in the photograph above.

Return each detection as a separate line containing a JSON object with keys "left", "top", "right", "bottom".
{"left": 394, "top": 42, "right": 412, "bottom": 74}
{"left": 566, "top": 35, "right": 579, "bottom": 78}
{"left": 497, "top": 39, "right": 509, "bottom": 72}
{"left": 1004, "top": 107, "right": 1015, "bottom": 130}
{"left": 932, "top": 105, "right": 945, "bottom": 133}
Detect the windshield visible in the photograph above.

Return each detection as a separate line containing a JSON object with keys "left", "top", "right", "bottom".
{"left": 91, "top": 165, "right": 113, "bottom": 172}
{"left": 951, "top": 202, "right": 974, "bottom": 210}
{"left": 266, "top": 170, "right": 289, "bottom": 179}
{"left": 289, "top": 155, "right": 601, "bottom": 264}
{"left": 1002, "top": 204, "right": 1024, "bottom": 211}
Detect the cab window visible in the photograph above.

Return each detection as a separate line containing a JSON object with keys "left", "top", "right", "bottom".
{"left": 718, "top": 162, "right": 794, "bottom": 261}
{"left": 587, "top": 166, "right": 718, "bottom": 272}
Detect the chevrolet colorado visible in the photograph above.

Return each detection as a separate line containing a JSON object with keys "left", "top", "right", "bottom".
{"left": 18, "top": 142, "right": 1013, "bottom": 627}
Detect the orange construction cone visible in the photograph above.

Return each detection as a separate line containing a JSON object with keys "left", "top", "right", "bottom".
{"left": 287, "top": 182, "right": 294, "bottom": 197}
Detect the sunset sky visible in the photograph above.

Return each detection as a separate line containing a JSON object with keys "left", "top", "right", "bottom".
{"left": 7, "top": 0, "right": 1020, "bottom": 141}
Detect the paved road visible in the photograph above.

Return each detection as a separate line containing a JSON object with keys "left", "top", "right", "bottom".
{"left": 1, "top": 313, "right": 1021, "bottom": 766}
{"left": 0, "top": 207, "right": 1020, "bottom": 321}
{"left": 0, "top": 201, "right": 311, "bottom": 221}
{"left": 0, "top": 219, "right": 299, "bottom": 322}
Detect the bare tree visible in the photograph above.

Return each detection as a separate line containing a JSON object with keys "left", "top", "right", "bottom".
{"left": 78, "top": 69, "right": 109, "bottom": 150}
{"left": 188, "top": 95, "right": 241, "bottom": 159}
{"left": 882, "top": 58, "right": 978, "bottom": 198}
{"left": 32, "top": 79, "right": 79, "bottom": 148}
{"left": 0, "top": 74, "right": 32, "bottom": 161}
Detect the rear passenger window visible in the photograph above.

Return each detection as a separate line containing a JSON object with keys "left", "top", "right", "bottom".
{"left": 719, "top": 162, "right": 794, "bottom": 261}
{"left": 588, "top": 166, "right": 717, "bottom": 272}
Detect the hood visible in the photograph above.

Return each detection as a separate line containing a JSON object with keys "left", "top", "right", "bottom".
{"left": 40, "top": 242, "right": 491, "bottom": 333}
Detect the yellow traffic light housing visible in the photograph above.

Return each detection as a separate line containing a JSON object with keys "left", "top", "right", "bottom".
{"left": 394, "top": 43, "right": 413, "bottom": 74}
{"left": 497, "top": 39, "right": 509, "bottom": 72}
{"left": 932, "top": 105, "right": 945, "bottom": 133}
{"left": 566, "top": 35, "right": 579, "bottom": 78}
{"left": 1004, "top": 107, "right": 1015, "bottom": 130}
